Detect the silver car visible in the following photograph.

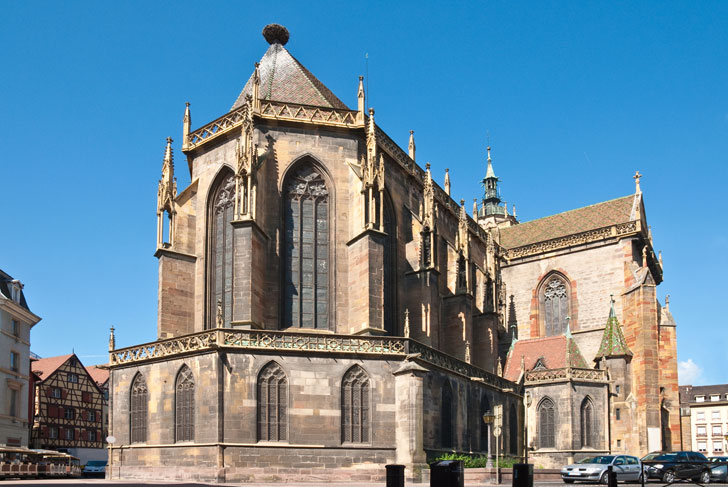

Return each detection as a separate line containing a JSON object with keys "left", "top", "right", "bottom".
{"left": 562, "top": 455, "right": 643, "bottom": 484}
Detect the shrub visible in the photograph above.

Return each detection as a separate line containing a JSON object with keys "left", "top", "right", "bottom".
{"left": 430, "top": 452, "right": 521, "bottom": 468}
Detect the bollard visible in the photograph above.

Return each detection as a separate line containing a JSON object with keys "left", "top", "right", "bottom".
{"left": 512, "top": 463, "right": 533, "bottom": 487}
{"left": 385, "top": 464, "right": 405, "bottom": 487}
{"left": 607, "top": 465, "right": 618, "bottom": 487}
{"left": 430, "top": 460, "right": 464, "bottom": 487}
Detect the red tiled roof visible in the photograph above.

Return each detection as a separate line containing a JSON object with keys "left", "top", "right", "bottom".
{"left": 30, "top": 354, "right": 73, "bottom": 382}
{"left": 86, "top": 365, "right": 109, "bottom": 387}
{"left": 500, "top": 195, "right": 637, "bottom": 249}
{"left": 503, "top": 335, "right": 589, "bottom": 382}
{"left": 231, "top": 43, "right": 349, "bottom": 110}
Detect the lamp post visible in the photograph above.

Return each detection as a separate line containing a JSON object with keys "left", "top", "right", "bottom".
{"left": 483, "top": 410, "right": 495, "bottom": 468}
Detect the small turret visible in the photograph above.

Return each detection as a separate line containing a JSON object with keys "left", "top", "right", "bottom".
{"left": 408, "top": 130, "right": 415, "bottom": 161}
{"left": 444, "top": 168, "right": 450, "bottom": 196}
{"left": 357, "top": 76, "right": 365, "bottom": 124}
{"left": 182, "top": 102, "right": 191, "bottom": 150}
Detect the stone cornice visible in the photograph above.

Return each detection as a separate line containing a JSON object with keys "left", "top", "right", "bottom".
{"left": 502, "top": 221, "right": 640, "bottom": 262}
{"left": 0, "top": 299, "right": 41, "bottom": 327}
{"left": 108, "top": 328, "right": 516, "bottom": 392}
{"left": 153, "top": 248, "right": 197, "bottom": 262}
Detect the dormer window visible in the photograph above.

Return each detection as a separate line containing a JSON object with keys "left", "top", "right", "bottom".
{"left": 697, "top": 395, "right": 706, "bottom": 403}
{"left": 711, "top": 394, "right": 720, "bottom": 402}
{"left": 9, "top": 280, "right": 22, "bottom": 303}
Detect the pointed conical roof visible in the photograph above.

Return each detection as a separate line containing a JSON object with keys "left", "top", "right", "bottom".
{"left": 594, "top": 299, "right": 632, "bottom": 359}
{"left": 485, "top": 147, "right": 497, "bottom": 179}
{"left": 231, "top": 26, "right": 348, "bottom": 110}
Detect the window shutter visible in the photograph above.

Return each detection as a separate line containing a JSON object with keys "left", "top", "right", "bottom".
{"left": 48, "top": 405, "right": 56, "bottom": 418}
{"left": 58, "top": 407, "right": 64, "bottom": 418}
{"left": 42, "top": 426, "right": 48, "bottom": 438}
{"left": 97, "top": 429, "right": 102, "bottom": 441}
{"left": 81, "top": 430, "right": 87, "bottom": 441}
{"left": 75, "top": 429, "right": 80, "bottom": 441}
{"left": 82, "top": 410, "right": 88, "bottom": 421}
{"left": 46, "top": 387, "right": 52, "bottom": 397}
{"left": 59, "top": 427, "right": 64, "bottom": 439}
{"left": 61, "top": 389, "right": 67, "bottom": 399}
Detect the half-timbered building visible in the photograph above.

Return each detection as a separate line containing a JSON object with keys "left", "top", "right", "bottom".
{"left": 30, "top": 354, "right": 107, "bottom": 464}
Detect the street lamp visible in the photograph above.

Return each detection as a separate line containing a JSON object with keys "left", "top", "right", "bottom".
{"left": 483, "top": 411, "right": 495, "bottom": 469}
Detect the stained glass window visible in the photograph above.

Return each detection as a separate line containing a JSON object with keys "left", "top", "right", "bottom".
{"left": 175, "top": 366, "right": 194, "bottom": 442}
{"left": 283, "top": 164, "right": 329, "bottom": 329}
{"left": 258, "top": 362, "right": 288, "bottom": 441}
{"left": 130, "top": 374, "right": 147, "bottom": 443}
{"left": 208, "top": 171, "right": 236, "bottom": 328}
{"left": 539, "top": 397, "right": 555, "bottom": 448}
{"left": 581, "top": 398, "right": 593, "bottom": 448}
{"left": 541, "top": 274, "right": 569, "bottom": 336}
{"left": 441, "top": 382, "right": 454, "bottom": 449}
{"left": 341, "top": 366, "right": 370, "bottom": 443}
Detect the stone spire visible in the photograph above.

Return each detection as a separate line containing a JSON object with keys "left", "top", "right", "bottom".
{"left": 357, "top": 76, "right": 365, "bottom": 124}
{"left": 108, "top": 326, "right": 116, "bottom": 351}
{"left": 507, "top": 295, "right": 518, "bottom": 340}
{"left": 594, "top": 295, "right": 632, "bottom": 360}
{"left": 182, "top": 102, "right": 191, "bottom": 150}
{"left": 444, "top": 168, "right": 450, "bottom": 196}
{"left": 157, "top": 137, "right": 177, "bottom": 247}
{"left": 408, "top": 130, "right": 415, "bottom": 161}
{"left": 473, "top": 198, "right": 478, "bottom": 218}
{"left": 403, "top": 308, "right": 410, "bottom": 338}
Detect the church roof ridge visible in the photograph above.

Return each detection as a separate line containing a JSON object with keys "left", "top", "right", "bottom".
{"left": 499, "top": 193, "right": 636, "bottom": 249}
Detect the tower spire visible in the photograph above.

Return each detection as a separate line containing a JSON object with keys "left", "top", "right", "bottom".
{"left": 357, "top": 76, "right": 365, "bottom": 124}
{"left": 182, "top": 102, "right": 191, "bottom": 150}
{"left": 633, "top": 170, "right": 642, "bottom": 194}
{"left": 481, "top": 146, "right": 504, "bottom": 217}
{"left": 157, "top": 137, "right": 177, "bottom": 248}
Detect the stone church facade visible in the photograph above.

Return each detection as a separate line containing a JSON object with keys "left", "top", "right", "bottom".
{"left": 107, "top": 24, "right": 679, "bottom": 481}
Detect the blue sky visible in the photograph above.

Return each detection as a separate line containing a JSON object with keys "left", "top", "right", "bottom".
{"left": 2, "top": 2, "right": 726, "bottom": 384}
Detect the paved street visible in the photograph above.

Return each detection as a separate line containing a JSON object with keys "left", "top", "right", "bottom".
{"left": 0, "top": 480, "right": 724, "bottom": 487}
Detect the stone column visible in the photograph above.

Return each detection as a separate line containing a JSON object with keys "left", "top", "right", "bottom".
{"left": 393, "top": 360, "right": 429, "bottom": 482}
{"left": 231, "top": 220, "right": 268, "bottom": 329}
{"left": 347, "top": 229, "right": 386, "bottom": 335}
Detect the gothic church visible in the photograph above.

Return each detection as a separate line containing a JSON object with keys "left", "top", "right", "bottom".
{"left": 107, "top": 24, "right": 679, "bottom": 482}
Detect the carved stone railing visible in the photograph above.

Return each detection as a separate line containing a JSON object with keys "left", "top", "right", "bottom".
{"left": 259, "top": 101, "right": 359, "bottom": 127}
{"left": 109, "top": 329, "right": 514, "bottom": 391}
{"left": 407, "top": 340, "right": 515, "bottom": 391}
{"left": 222, "top": 329, "right": 405, "bottom": 355}
{"left": 186, "top": 104, "right": 250, "bottom": 150}
{"left": 110, "top": 331, "right": 218, "bottom": 365}
{"left": 525, "top": 367, "right": 607, "bottom": 384}
{"left": 185, "top": 101, "right": 360, "bottom": 151}
{"left": 504, "top": 220, "right": 640, "bottom": 261}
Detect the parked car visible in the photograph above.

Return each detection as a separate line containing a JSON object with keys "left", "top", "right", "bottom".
{"left": 561, "top": 455, "right": 642, "bottom": 484}
{"left": 709, "top": 461, "right": 728, "bottom": 482}
{"left": 641, "top": 451, "right": 711, "bottom": 483}
{"left": 709, "top": 456, "right": 728, "bottom": 463}
{"left": 81, "top": 460, "right": 106, "bottom": 477}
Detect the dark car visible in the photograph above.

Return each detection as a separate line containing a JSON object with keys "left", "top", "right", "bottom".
{"left": 641, "top": 451, "right": 711, "bottom": 483}
{"left": 709, "top": 461, "right": 728, "bottom": 482}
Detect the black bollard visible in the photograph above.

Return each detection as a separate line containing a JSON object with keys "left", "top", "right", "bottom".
{"left": 386, "top": 464, "right": 405, "bottom": 487}
{"left": 607, "top": 465, "right": 618, "bottom": 487}
{"left": 513, "top": 463, "right": 533, "bottom": 487}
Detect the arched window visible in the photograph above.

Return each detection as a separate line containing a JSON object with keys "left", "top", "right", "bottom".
{"left": 509, "top": 403, "right": 518, "bottom": 454}
{"left": 341, "top": 366, "right": 370, "bottom": 443}
{"left": 480, "top": 393, "right": 491, "bottom": 452}
{"left": 258, "top": 362, "right": 288, "bottom": 442}
{"left": 581, "top": 397, "right": 594, "bottom": 448}
{"left": 207, "top": 170, "right": 236, "bottom": 328}
{"left": 661, "top": 404, "right": 671, "bottom": 451}
{"left": 441, "top": 381, "right": 454, "bottom": 449}
{"left": 383, "top": 196, "right": 396, "bottom": 334}
{"left": 130, "top": 373, "right": 148, "bottom": 443}
{"left": 282, "top": 163, "right": 330, "bottom": 330}
{"left": 175, "top": 366, "right": 195, "bottom": 442}
{"left": 540, "top": 273, "right": 570, "bottom": 336}
{"left": 538, "top": 397, "right": 556, "bottom": 448}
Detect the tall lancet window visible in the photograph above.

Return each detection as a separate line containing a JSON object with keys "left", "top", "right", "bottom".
{"left": 175, "top": 366, "right": 195, "bottom": 442}
{"left": 283, "top": 163, "right": 330, "bottom": 329}
{"left": 382, "top": 197, "right": 396, "bottom": 334}
{"left": 540, "top": 273, "right": 570, "bottom": 336}
{"left": 208, "top": 170, "right": 236, "bottom": 328}
{"left": 341, "top": 365, "right": 370, "bottom": 443}
{"left": 130, "top": 373, "right": 147, "bottom": 444}
{"left": 581, "top": 397, "right": 594, "bottom": 448}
